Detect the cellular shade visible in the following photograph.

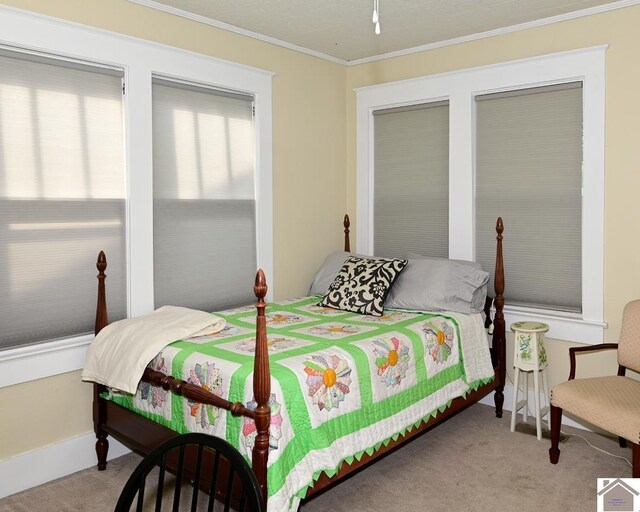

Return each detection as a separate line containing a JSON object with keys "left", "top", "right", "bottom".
{"left": 0, "top": 50, "right": 127, "bottom": 350}
{"left": 475, "top": 82, "right": 583, "bottom": 312}
{"left": 373, "top": 101, "right": 449, "bottom": 258}
{"left": 152, "top": 78, "right": 256, "bottom": 311}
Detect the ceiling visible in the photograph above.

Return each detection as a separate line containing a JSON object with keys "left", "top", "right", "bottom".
{"left": 133, "top": 0, "right": 629, "bottom": 63}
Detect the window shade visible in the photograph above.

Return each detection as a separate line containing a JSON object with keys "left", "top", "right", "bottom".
{"left": 475, "top": 82, "right": 583, "bottom": 312}
{"left": 373, "top": 101, "right": 449, "bottom": 258}
{"left": 152, "top": 78, "right": 256, "bottom": 311}
{"left": 0, "top": 51, "right": 127, "bottom": 350}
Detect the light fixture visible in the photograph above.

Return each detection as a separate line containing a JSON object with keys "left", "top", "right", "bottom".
{"left": 372, "top": 0, "right": 381, "bottom": 35}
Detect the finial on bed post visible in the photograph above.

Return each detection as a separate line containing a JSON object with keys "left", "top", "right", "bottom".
{"left": 343, "top": 214, "right": 351, "bottom": 252}
{"left": 95, "top": 251, "right": 109, "bottom": 336}
{"left": 493, "top": 217, "right": 506, "bottom": 418}
{"left": 253, "top": 269, "right": 270, "bottom": 504}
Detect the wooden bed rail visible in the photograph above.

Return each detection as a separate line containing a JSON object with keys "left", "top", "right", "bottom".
{"left": 142, "top": 368, "right": 256, "bottom": 419}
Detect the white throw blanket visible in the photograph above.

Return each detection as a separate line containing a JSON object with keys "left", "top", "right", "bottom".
{"left": 454, "top": 311, "right": 495, "bottom": 385}
{"left": 82, "top": 306, "right": 226, "bottom": 394}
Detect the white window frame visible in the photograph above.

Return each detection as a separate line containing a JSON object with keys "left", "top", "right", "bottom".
{"left": 0, "top": 6, "right": 273, "bottom": 387}
{"left": 356, "top": 46, "right": 607, "bottom": 344}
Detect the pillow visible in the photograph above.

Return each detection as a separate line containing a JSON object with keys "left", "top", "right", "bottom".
{"left": 318, "top": 256, "right": 407, "bottom": 316}
{"left": 384, "top": 258, "right": 490, "bottom": 314}
{"left": 405, "top": 253, "right": 489, "bottom": 312}
{"left": 309, "top": 251, "right": 370, "bottom": 296}
{"left": 406, "top": 252, "right": 482, "bottom": 269}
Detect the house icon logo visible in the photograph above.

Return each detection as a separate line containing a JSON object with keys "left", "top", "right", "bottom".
{"left": 597, "top": 478, "right": 640, "bottom": 511}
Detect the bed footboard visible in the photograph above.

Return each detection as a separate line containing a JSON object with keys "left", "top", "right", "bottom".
{"left": 92, "top": 256, "right": 272, "bottom": 502}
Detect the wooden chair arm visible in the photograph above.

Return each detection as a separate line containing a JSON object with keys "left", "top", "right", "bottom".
{"left": 568, "top": 343, "right": 619, "bottom": 380}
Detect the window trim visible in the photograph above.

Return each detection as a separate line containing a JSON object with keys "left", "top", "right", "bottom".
{"left": 0, "top": 5, "right": 274, "bottom": 387}
{"left": 355, "top": 46, "right": 607, "bottom": 344}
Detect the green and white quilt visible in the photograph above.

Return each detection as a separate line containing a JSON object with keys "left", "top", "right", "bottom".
{"left": 108, "top": 296, "right": 494, "bottom": 511}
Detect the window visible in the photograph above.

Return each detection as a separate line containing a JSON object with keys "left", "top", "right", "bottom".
{"left": 152, "top": 79, "right": 257, "bottom": 310}
{"left": 0, "top": 49, "right": 126, "bottom": 351}
{"left": 0, "top": 7, "right": 273, "bottom": 388}
{"left": 356, "top": 47, "right": 605, "bottom": 343}
{"left": 373, "top": 102, "right": 449, "bottom": 258}
{"left": 475, "top": 83, "right": 583, "bottom": 313}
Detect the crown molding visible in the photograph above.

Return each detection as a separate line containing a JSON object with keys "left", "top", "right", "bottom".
{"left": 129, "top": 0, "right": 640, "bottom": 66}
{"left": 127, "top": 0, "right": 348, "bottom": 65}
{"left": 353, "top": 44, "right": 609, "bottom": 93}
{"left": 0, "top": 3, "right": 277, "bottom": 78}
{"left": 348, "top": 0, "right": 640, "bottom": 65}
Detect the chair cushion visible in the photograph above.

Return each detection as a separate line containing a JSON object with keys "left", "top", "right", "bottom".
{"left": 619, "top": 300, "right": 640, "bottom": 373}
{"left": 551, "top": 376, "right": 640, "bottom": 443}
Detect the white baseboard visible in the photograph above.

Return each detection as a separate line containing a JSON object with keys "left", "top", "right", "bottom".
{"left": 478, "top": 382, "right": 592, "bottom": 431}
{"left": 0, "top": 432, "right": 130, "bottom": 499}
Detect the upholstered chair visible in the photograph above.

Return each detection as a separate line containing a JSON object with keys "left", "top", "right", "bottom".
{"left": 549, "top": 300, "right": 640, "bottom": 477}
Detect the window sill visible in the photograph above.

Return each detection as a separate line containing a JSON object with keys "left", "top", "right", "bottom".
{"left": 0, "top": 334, "right": 93, "bottom": 388}
{"left": 502, "top": 306, "right": 607, "bottom": 344}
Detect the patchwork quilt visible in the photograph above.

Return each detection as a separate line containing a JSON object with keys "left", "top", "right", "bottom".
{"left": 108, "top": 296, "right": 494, "bottom": 511}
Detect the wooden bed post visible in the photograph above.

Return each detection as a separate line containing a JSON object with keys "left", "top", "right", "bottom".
{"left": 94, "top": 251, "right": 109, "bottom": 470}
{"left": 252, "top": 269, "right": 271, "bottom": 504}
{"left": 492, "top": 218, "right": 506, "bottom": 418}
{"left": 343, "top": 214, "right": 351, "bottom": 252}
{"left": 95, "top": 251, "right": 109, "bottom": 335}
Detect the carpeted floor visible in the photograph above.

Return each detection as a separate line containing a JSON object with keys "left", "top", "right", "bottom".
{"left": 1, "top": 404, "right": 632, "bottom": 511}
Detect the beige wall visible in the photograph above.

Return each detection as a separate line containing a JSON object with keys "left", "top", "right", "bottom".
{"left": 0, "top": 371, "right": 93, "bottom": 459}
{"left": 0, "top": 0, "right": 347, "bottom": 460}
{"left": 346, "top": 6, "right": 640, "bottom": 391}
{"left": 2, "top": 0, "right": 639, "bottom": 464}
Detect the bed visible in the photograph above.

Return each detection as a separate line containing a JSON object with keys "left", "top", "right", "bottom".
{"left": 89, "top": 215, "right": 506, "bottom": 510}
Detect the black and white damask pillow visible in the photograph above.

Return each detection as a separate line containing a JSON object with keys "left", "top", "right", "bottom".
{"left": 318, "top": 256, "right": 407, "bottom": 316}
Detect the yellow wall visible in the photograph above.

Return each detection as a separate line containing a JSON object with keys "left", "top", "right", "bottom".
{"left": 0, "top": 0, "right": 347, "bottom": 460}
{"left": 346, "top": 6, "right": 640, "bottom": 391}
{"left": 0, "top": 371, "right": 93, "bottom": 459}
{"left": 2, "top": 0, "right": 640, "bottom": 463}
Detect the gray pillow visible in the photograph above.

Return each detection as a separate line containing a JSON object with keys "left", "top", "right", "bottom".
{"left": 406, "top": 252, "right": 482, "bottom": 269}
{"left": 384, "top": 258, "right": 490, "bottom": 314}
{"left": 406, "top": 253, "right": 489, "bottom": 312}
{"left": 309, "top": 251, "right": 371, "bottom": 296}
